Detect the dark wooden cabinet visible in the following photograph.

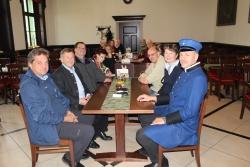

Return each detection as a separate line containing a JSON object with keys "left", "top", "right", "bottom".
{"left": 0, "top": 0, "right": 15, "bottom": 61}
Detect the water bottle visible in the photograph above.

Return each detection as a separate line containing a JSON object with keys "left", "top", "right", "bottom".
{"left": 118, "top": 50, "right": 122, "bottom": 59}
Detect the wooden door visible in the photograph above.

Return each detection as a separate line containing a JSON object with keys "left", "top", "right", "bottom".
{"left": 119, "top": 22, "right": 140, "bottom": 53}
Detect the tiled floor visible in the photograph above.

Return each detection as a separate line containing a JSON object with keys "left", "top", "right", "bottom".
{"left": 0, "top": 95, "right": 250, "bottom": 167}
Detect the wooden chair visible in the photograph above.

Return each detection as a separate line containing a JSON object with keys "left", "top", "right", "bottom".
{"left": 208, "top": 65, "right": 221, "bottom": 95}
{"left": 134, "top": 63, "right": 147, "bottom": 77}
{"left": 17, "top": 95, "right": 76, "bottom": 167}
{"left": 158, "top": 96, "right": 207, "bottom": 167}
{"left": 211, "top": 61, "right": 239, "bottom": 101}
{"left": 0, "top": 66, "right": 7, "bottom": 104}
{"left": 6, "top": 63, "right": 23, "bottom": 103}
{"left": 240, "top": 64, "right": 250, "bottom": 119}
{"left": 0, "top": 57, "right": 10, "bottom": 67}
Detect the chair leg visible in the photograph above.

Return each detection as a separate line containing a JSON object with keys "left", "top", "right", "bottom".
{"left": 31, "top": 145, "right": 37, "bottom": 167}
{"left": 218, "top": 84, "right": 221, "bottom": 101}
{"left": 69, "top": 141, "right": 75, "bottom": 167}
{"left": 232, "top": 85, "right": 235, "bottom": 100}
{"left": 240, "top": 99, "right": 245, "bottom": 119}
{"left": 190, "top": 150, "right": 194, "bottom": 157}
{"left": 12, "top": 90, "right": 16, "bottom": 104}
{"left": 4, "top": 87, "right": 7, "bottom": 104}
{"left": 235, "top": 82, "right": 239, "bottom": 99}
{"left": 158, "top": 146, "right": 164, "bottom": 167}
{"left": 209, "top": 80, "right": 213, "bottom": 95}
{"left": 195, "top": 147, "right": 201, "bottom": 167}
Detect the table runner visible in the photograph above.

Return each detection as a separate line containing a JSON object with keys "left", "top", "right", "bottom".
{"left": 101, "top": 79, "right": 131, "bottom": 110}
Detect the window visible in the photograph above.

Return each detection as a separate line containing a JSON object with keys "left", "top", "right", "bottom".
{"left": 21, "top": 0, "right": 47, "bottom": 49}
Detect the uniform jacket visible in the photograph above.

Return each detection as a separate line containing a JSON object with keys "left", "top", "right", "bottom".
{"left": 75, "top": 57, "right": 105, "bottom": 93}
{"left": 144, "top": 64, "right": 207, "bottom": 148}
{"left": 20, "top": 70, "right": 69, "bottom": 145}
{"left": 156, "top": 64, "right": 183, "bottom": 106}
{"left": 52, "top": 65, "right": 90, "bottom": 112}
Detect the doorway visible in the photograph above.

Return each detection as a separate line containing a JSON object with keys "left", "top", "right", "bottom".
{"left": 119, "top": 22, "right": 140, "bottom": 53}
{"left": 112, "top": 15, "right": 145, "bottom": 53}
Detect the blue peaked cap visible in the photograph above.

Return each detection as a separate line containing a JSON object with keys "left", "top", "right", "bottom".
{"left": 179, "top": 38, "right": 202, "bottom": 53}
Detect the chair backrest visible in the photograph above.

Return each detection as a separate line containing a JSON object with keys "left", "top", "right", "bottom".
{"left": 206, "top": 54, "right": 220, "bottom": 64}
{"left": 17, "top": 95, "right": 30, "bottom": 135}
{"left": 197, "top": 95, "right": 208, "bottom": 145}
{"left": 17, "top": 95, "right": 75, "bottom": 167}
{"left": 6, "top": 63, "right": 23, "bottom": 73}
{"left": 0, "top": 58, "right": 10, "bottom": 67}
{"left": 243, "top": 64, "right": 250, "bottom": 84}
{"left": 241, "top": 64, "right": 250, "bottom": 96}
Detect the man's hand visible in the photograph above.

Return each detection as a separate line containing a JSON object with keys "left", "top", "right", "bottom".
{"left": 64, "top": 111, "right": 78, "bottom": 123}
{"left": 105, "top": 70, "right": 113, "bottom": 78}
{"left": 85, "top": 93, "right": 92, "bottom": 100}
{"left": 79, "top": 96, "right": 90, "bottom": 105}
{"left": 104, "top": 78, "right": 112, "bottom": 83}
{"left": 137, "top": 94, "right": 156, "bottom": 102}
{"left": 151, "top": 117, "right": 165, "bottom": 125}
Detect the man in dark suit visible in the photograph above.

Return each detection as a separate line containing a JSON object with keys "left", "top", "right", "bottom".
{"left": 53, "top": 48, "right": 111, "bottom": 149}
{"left": 74, "top": 42, "right": 111, "bottom": 92}
{"left": 74, "top": 42, "right": 112, "bottom": 141}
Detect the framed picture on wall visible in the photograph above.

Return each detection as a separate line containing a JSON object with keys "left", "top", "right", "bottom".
{"left": 216, "top": 0, "right": 238, "bottom": 26}
{"left": 249, "top": 5, "right": 250, "bottom": 23}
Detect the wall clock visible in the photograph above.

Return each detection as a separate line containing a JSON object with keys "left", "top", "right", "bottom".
{"left": 123, "top": 0, "right": 133, "bottom": 4}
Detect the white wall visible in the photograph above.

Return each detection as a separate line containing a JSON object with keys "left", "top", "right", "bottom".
{"left": 45, "top": 0, "right": 217, "bottom": 45}
{"left": 10, "top": 0, "right": 250, "bottom": 48}
{"left": 214, "top": 0, "right": 250, "bottom": 46}
{"left": 10, "top": 0, "right": 26, "bottom": 50}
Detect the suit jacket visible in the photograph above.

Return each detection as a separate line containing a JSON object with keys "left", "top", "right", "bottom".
{"left": 52, "top": 65, "right": 90, "bottom": 112}
{"left": 156, "top": 64, "right": 183, "bottom": 106}
{"left": 144, "top": 64, "right": 208, "bottom": 149}
{"left": 75, "top": 57, "right": 105, "bottom": 93}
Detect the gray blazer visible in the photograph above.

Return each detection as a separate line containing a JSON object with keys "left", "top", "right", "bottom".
{"left": 75, "top": 57, "right": 105, "bottom": 93}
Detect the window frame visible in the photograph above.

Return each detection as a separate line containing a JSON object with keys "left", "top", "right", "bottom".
{"left": 20, "top": 0, "right": 47, "bottom": 49}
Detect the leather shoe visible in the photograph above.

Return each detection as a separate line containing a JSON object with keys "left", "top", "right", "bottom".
{"left": 162, "top": 156, "right": 169, "bottom": 167}
{"left": 62, "top": 154, "right": 85, "bottom": 167}
{"left": 144, "top": 157, "right": 169, "bottom": 167}
{"left": 97, "top": 131, "right": 112, "bottom": 141}
{"left": 81, "top": 152, "right": 90, "bottom": 160}
{"left": 89, "top": 140, "right": 100, "bottom": 149}
{"left": 138, "top": 147, "right": 148, "bottom": 157}
{"left": 144, "top": 162, "right": 158, "bottom": 167}
{"left": 76, "top": 162, "right": 85, "bottom": 167}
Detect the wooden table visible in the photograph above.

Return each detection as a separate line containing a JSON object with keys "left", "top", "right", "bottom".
{"left": 82, "top": 78, "right": 154, "bottom": 165}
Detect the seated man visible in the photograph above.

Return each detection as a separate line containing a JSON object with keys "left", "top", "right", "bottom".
{"left": 138, "top": 45, "right": 165, "bottom": 95}
{"left": 136, "top": 39, "right": 208, "bottom": 167}
{"left": 74, "top": 41, "right": 111, "bottom": 93}
{"left": 53, "top": 48, "right": 111, "bottom": 146}
{"left": 114, "top": 38, "right": 125, "bottom": 54}
{"left": 20, "top": 48, "right": 94, "bottom": 167}
{"left": 74, "top": 42, "right": 112, "bottom": 141}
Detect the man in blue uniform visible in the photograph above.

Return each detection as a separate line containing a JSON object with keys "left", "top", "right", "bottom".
{"left": 136, "top": 39, "right": 208, "bottom": 167}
